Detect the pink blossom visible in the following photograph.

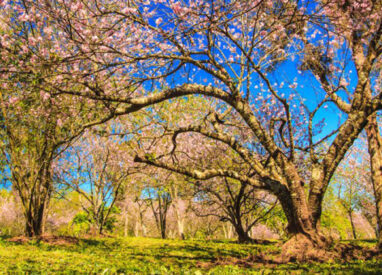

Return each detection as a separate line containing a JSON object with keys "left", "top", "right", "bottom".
{"left": 260, "top": 30, "right": 267, "bottom": 36}
{"left": 155, "top": 17, "right": 163, "bottom": 26}
{"left": 40, "top": 91, "right": 50, "bottom": 101}
{"left": 9, "top": 97, "right": 18, "bottom": 105}
{"left": 57, "top": 118, "right": 63, "bottom": 127}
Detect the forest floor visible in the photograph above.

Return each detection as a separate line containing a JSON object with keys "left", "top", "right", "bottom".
{"left": 0, "top": 236, "right": 381, "bottom": 274}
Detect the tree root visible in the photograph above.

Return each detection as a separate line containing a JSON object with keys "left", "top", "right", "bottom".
{"left": 281, "top": 233, "right": 334, "bottom": 263}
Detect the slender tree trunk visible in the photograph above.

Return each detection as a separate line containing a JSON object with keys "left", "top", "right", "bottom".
{"left": 160, "top": 212, "right": 167, "bottom": 239}
{"left": 365, "top": 114, "right": 382, "bottom": 247}
{"left": 140, "top": 212, "right": 147, "bottom": 237}
{"left": 227, "top": 224, "right": 234, "bottom": 239}
{"left": 177, "top": 219, "right": 185, "bottom": 240}
{"left": 170, "top": 186, "right": 185, "bottom": 240}
{"left": 160, "top": 226, "right": 166, "bottom": 239}
{"left": 99, "top": 223, "right": 104, "bottom": 235}
{"left": 134, "top": 222, "right": 139, "bottom": 237}
{"left": 124, "top": 209, "right": 129, "bottom": 237}
{"left": 223, "top": 224, "right": 232, "bottom": 239}
{"left": 348, "top": 210, "right": 357, "bottom": 240}
{"left": 173, "top": 204, "right": 185, "bottom": 240}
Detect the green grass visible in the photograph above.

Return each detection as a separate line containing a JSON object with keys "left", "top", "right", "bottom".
{"left": 0, "top": 237, "right": 381, "bottom": 274}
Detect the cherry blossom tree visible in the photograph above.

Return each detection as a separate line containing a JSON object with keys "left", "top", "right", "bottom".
{"left": 0, "top": 0, "right": 141, "bottom": 236}
{"left": 344, "top": 135, "right": 381, "bottom": 240}
{"left": 55, "top": 132, "right": 135, "bottom": 235}
{"left": 1, "top": 0, "right": 382, "bottom": 256}
{"left": 333, "top": 160, "right": 364, "bottom": 240}
{"left": 0, "top": 189, "right": 24, "bottom": 236}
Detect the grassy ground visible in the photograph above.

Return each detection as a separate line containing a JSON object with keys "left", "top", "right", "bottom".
{"left": 0, "top": 236, "right": 381, "bottom": 274}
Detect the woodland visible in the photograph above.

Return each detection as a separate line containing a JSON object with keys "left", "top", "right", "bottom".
{"left": 0, "top": 0, "right": 382, "bottom": 273}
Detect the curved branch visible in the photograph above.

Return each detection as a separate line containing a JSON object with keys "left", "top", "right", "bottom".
{"left": 169, "top": 124, "right": 268, "bottom": 178}
{"left": 134, "top": 154, "right": 266, "bottom": 190}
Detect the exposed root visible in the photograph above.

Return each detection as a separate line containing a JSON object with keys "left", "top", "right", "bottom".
{"left": 281, "top": 233, "right": 333, "bottom": 263}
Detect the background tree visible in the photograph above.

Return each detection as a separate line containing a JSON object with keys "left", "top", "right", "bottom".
{"left": 145, "top": 185, "right": 172, "bottom": 239}
{"left": 168, "top": 177, "right": 192, "bottom": 240}
{"left": 55, "top": 132, "right": 133, "bottom": 235}
{"left": 192, "top": 177, "right": 278, "bottom": 243}
{"left": 0, "top": 189, "right": 24, "bottom": 236}
{"left": 0, "top": 0, "right": 147, "bottom": 237}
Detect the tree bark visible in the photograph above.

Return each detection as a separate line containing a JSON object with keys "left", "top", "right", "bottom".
{"left": 160, "top": 211, "right": 167, "bottom": 239}
{"left": 269, "top": 180, "right": 316, "bottom": 237}
{"left": 177, "top": 219, "right": 185, "bottom": 240}
{"left": 273, "top": 183, "right": 330, "bottom": 258}
{"left": 365, "top": 113, "right": 382, "bottom": 247}
{"left": 348, "top": 210, "right": 357, "bottom": 240}
{"left": 98, "top": 223, "right": 104, "bottom": 235}
{"left": 223, "top": 224, "right": 234, "bottom": 239}
{"left": 233, "top": 222, "right": 252, "bottom": 243}
{"left": 23, "top": 174, "right": 52, "bottom": 237}
{"left": 124, "top": 207, "right": 129, "bottom": 237}
{"left": 25, "top": 203, "right": 45, "bottom": 237}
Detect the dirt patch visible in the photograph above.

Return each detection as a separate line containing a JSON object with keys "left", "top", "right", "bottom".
{"left": 8, "top": 235, "right": 79, "bottom": 246}
{"left": 38, "top": 235, "right": 79, "bottom": 246}
{"left": 8, "top": 236, "right": 30, "bottom": 244}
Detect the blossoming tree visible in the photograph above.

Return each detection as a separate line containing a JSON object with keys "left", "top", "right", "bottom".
{"left": 1, "top": 0, "right": 381, "bottom": 256}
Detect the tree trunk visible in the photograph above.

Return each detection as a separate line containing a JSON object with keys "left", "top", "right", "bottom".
{"left": 222, "top": 224, "right": 232, "bottom": 239}
{"left": 161, "top": 228, "right": 166, "bottom": 239}
{"left": 18, "top": 162, "right": 53, "bottom": 238}
{"left": 141, "top": 222, "right": 147, "bottom": 237}
{"left": 177, "top": 219, "right": 185, "bottom": 240}
{"left": 273, "top": 184, "right": 335, "bottom": 261}
{"left": 160, "top": 214, "right": 167, "bottom": 239}
{"left": 273, "top": 183, "right": 315, "bottom": 236}
{"left": 124, "top": 211, "right": 129, "bottom": 237}
{"left": 348, "top": 210, "right": 357, "bottom": 240}
{"left": 134, "top": 222, "right": 139, "bottom": 237}
{"left": 173, "top": 203, "right": 185, "bottom": 240}
{"left": 25, "top": 203, "right": 45, "bottom": 237}
{"left": 234, "top": 222, "right": 252, "bottom": 243}
{"left": 365, "top": 113, "right": 382, "bottom": 247}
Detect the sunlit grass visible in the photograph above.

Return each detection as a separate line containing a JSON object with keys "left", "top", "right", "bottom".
{"left": 0, "top": 237, "right": 380, "bottom": 274}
